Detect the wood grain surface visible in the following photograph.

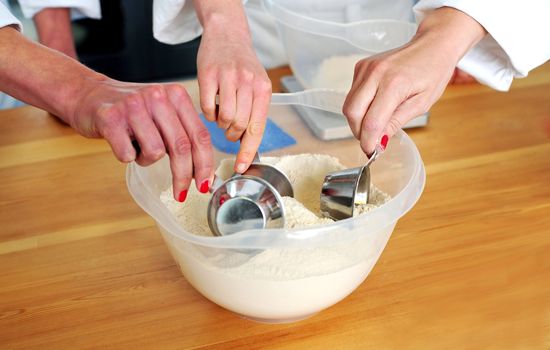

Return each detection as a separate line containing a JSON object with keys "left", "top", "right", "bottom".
{"left": 0, "top": 63, "right": 549, "bottom": 349}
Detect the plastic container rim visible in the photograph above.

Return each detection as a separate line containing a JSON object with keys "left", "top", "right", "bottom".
{"left": 126, "top": 128, "right": 425, "bottom": 250}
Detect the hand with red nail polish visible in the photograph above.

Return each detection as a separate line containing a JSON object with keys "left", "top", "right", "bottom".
{"left": 342, "top": 7, "right": 486, "bottom": 156}
{"left": 194, "top": 0, "right": 271, "bottom": 176}
{"left": 0, "top": 26, "right": 215, "bottom": 203}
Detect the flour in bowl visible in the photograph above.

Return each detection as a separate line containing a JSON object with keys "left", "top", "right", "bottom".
{"left": 158, "top": 153, "right": 392, "bottom": 321}
{"left": 160, "top": 153, "right": 390, "bottom": 234}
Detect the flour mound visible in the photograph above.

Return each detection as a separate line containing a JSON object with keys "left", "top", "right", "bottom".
{"left": 160, "top": 153, "right": 390, "bottom": 236}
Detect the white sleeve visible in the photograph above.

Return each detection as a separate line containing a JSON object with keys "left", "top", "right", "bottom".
{"left": 17, "top": 0, "right": 101, "bottom": 20}
{"left": 414, "top": 0, "right": 550, "bottom": 91}
{"left": 153, "top": 0, "right": 249, "bottom": 45}
{"left": 0, "top": 2, "right": 22, "bottom": 30}
{"left": 153, "top": 0, "right": 202, "bottom": 44}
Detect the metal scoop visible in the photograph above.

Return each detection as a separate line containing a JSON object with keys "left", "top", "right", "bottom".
{"left": 320, "top": 147, "right": 381, "bottom": 220}
{"left": 207, "top": 153, "right": 294, "bottom": 236}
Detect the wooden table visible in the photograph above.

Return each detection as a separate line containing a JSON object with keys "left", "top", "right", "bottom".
{"left": 1, "top": 63, "right": 549, "bottom": 349}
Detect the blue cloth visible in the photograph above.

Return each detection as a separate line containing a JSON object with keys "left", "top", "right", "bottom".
{"left": 200, "top": 114, "right": 296, "bottom": 154}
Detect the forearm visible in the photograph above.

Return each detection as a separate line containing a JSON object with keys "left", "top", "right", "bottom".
{"left": 414, "top": 7, "right": 487, "bottom": 64}
{"left": 33, "top": 8, "right": 77, "bottom": 58}
{"left": 193, "top": 0, "right": 252, "bottom": 43}
{"left": 0, "top": 26, "right": 106, "bottom": 122}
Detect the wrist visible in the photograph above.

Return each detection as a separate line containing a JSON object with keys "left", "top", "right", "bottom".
{"left": 64, "top": 71, "right": 110, "bottom": 127}
{"left": 194, "top": 0, "right": 252, "bottom": 44}
{"left": 415, "top": 7, "right": 487, "bottom": 63}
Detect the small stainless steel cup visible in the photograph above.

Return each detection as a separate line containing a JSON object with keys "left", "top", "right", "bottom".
{"left": 320, "top": 148, "right": 380, "bottom": 220}
{"left": 208, "top": 156, "right": 294, "bottom": 236}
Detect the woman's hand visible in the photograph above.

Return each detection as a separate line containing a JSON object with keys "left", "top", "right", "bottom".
{"left": 194, "top": 0, "right": 272, "bottom": 174}
{"left": 72, "top": 80, "right": 215, "bottom": 202}
{"left": 342, "top": 7, "right": 486, "bottom": 156}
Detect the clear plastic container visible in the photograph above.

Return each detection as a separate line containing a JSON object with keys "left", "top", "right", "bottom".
{"left": 126, "top": 103, "right": 425, "bottom": 323}
{"left": 262, "top": 0, "right": 417, "bottom": 90}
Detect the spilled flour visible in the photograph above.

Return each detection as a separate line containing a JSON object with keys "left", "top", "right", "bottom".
{"left": 311, "top": 54, "right": 371, "bottom": 91}
{"left": 160, "top": 153, "right": 390, "bottom": 235}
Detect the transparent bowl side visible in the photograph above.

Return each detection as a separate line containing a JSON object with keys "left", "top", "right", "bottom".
{"left": 263, "top": 0, "right": 416, "bottom": 89}
{"left": 126, "top": 104, "right": 425, "bottom": 250}
{"left": 157, "top": 221, "right": 396, "bottom": 321}
{"left": 263, "top": 0, "right": 416, "bottom": 23}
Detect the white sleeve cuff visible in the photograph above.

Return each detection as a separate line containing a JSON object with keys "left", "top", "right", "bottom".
{"left": 153, "top": 0, "right": 202, "bottom": 44}
{"left": 414, "top": 0, "right": 550, "bottom": 91}
{"left": 17, "top": 0, "right": 101, "bottom": 20}
{"left": 0, "top": 3, "right": 22, "bottom": 30}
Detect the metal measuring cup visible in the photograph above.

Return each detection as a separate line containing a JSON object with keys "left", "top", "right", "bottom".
{"left": 207, "top": 153, "right": 294, "bottom": 236}
{"left": 320, "top": 148, "right": 381, "bottom": 220}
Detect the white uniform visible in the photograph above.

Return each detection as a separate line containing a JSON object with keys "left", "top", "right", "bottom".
{"left": 4, "top": 0, "right": 100, "bottom": 21}
{"left": 0, "top": 2, "right": 21, "bottom": 30}
{"left": 153, "top": 0, "right": 550, "bottom": 91}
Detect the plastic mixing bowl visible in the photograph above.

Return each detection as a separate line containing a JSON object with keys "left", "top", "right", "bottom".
{"left": 126, "top": 103, "right": 425, "bottom": 323}
{"left": 262, "top": 0, "right": 417, "bottom": 90}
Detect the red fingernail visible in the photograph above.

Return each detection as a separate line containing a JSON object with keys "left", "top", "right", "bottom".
{"left": 178, "top": 190, "right": 188, "bottom": 203}
{"left": 199, "top": 180, "right": 210, "bottom": 193}
{"left": 380, "top": 134, "right": 389, "bottom": 150}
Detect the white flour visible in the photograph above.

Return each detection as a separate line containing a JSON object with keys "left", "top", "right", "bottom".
{"left": 160, "top": 153, "right": 390, "bottom": 233}
{"left": 311, "top": 54, "right": 371, "bottom": 92}
{"left": 159, "top": 153, "right": 392, "bottom": 321}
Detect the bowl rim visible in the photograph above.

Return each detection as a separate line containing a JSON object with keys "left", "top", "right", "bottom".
{"left": 126, "top": 128, "right": 426, "bottom": 250}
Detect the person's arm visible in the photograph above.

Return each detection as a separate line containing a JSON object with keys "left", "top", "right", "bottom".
{"left": 342, "top": 7, "right": 486, "bottom": 156}
{"left": 33, "top": 8, "right": 77, "bottom": 59}
{"left": 415, "top": 0, "right": 550, "bottom": 91}
{"left": 193, "top": 0, "right": 271, "bottom": 174}
{"left": 0, "top": 26, "right": 214, "bottom": 202}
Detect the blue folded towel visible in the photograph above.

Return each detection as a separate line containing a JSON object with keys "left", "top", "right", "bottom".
{"left": 200, "top": 114, "right": 296, "bottom": 154}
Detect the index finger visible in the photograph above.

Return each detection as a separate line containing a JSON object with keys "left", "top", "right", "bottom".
{"left": 360, "top": 85, "right": 404, "bottom": 155}
{"left": 235, "top": 88, "right": 270, "bottom": 173}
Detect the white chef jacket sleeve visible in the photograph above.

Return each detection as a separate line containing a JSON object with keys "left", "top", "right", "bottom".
{"left": 0, "top": 2, "right": 21, "bottom": 30}
{"left": 17, "top": 0, "right": 101, "bottom": 20}
{"left": 414, "top": 0, "right": 550, "bottom": 91}
{"left": 153, "top": 0, "right": 247, "bottom": 44}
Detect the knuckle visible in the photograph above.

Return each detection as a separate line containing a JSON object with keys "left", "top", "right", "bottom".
{"left": 168, "top": 84, "right": 190, "bottom": 101}
{"left": 225, "top": 130, "right": 241, "bottom": 142}
{"left": 353, "top": 61, "right": 366, "bottom": 77}
{"left": 172, "top": 135, "right": 192, "bottom": 156}
{"left": 247, "top": 121, "right": 265, "bottom": 136}
{"left": 143, "top": 146, "right": 166, "bottom": 162}
{"left": 239, "top": 70, "right": 254, "bottom": 84}
{"left": 256, "top": 79, "right": 272, "bottom": 94}
{"left": 200, "top": 66, "right": 217, "bottom": 80}
{"left": 195, "top": 128, "right": 212, "bottom": 146}
{"left": 233, "top": 124, "right": 247, "bottom": 134}
{"left": 146, "top": 84, "right": 165, "bottom": 100}
{"left": 97, "top": 105, "right": 119, "bottom": 127}
{"left": 363, "top": 118, "right": 382, "bottom": 133}
{"left": 218, "top": 109, "right": 234, "bottom": 124}
{"left": 342, "top": 104, "right": 363, "bottom": 121}
{"left": 125, "top": 93, "right": 143, "bottom": 109}
{"left": 370, "top": 59, "right": 390, "bottom": 76}
{"left": 200, "top": 99, "right": 215, "bottom": 116}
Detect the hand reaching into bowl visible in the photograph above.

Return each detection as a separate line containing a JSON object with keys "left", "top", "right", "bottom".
{"left": 342, "top": 7, "right": 486, "bottom": 156}
{"left": 0, "top": 26, "right": 214, "bottom": 203}
{"left": 194, "top": 0, "right": 272, "bottom": 174}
